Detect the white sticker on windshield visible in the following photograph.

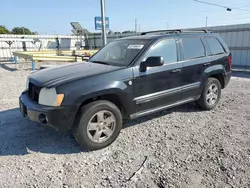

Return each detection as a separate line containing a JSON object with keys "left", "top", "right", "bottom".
{"left": 127, "top": 44, "right": 144, "bottom": 49}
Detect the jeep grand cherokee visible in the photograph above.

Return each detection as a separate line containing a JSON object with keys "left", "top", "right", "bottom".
{"left": 19, "top": 29, "right": 231, "bottom": 150}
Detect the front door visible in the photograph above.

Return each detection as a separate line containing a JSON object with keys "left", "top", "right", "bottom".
{"left": 133, "top": 38, "right": 183, "bottom": 113}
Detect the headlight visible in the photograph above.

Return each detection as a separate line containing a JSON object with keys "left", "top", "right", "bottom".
{"left": 39, "top": 87, "right": 64, "bottom": 107}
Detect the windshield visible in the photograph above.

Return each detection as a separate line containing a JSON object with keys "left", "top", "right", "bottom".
{"left": 89, "top": 39, "right": 150, "bottom": 66}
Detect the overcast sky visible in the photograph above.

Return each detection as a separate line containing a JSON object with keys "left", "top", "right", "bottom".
{"left": 1, "top": 0, "right": 250, "bottom": 34}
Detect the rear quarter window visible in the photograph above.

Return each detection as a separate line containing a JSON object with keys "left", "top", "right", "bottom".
{"left": 205, "top": 37, "right": 226, "bottom": 55}
{"left": 182, "top": 38, "right": 206, "bottom": 60}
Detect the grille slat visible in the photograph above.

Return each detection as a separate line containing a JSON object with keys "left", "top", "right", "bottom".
{"left": 28, "top": 83, "right": 41, "bottom": 102}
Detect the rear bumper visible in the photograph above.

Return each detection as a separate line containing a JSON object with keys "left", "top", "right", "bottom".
{"left": 223, "top": 71, "right": 231, "bottom": 88}
{"left": 19, "top": 92, "right": 77, "bottom": 131}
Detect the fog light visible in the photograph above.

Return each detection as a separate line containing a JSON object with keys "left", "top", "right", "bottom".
{"left": 39, "top": 114, "right": 48, "bottom": 124}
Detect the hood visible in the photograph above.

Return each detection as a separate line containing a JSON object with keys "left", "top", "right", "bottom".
{"left": 29, "top": 62, "right": 124, "bottom": 87}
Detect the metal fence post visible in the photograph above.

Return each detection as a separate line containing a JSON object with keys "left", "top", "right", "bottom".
{"left": 32, "top": 60, "right": 35, "bottom": 71}
{"left": 14, "top": 56, "right": 18, "bottom": 64}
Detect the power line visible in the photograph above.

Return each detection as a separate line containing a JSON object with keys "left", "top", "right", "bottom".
{"left": 111, "top": 3, "right": 250, "bottom": 24}
{"left": 156, "top": 3, "right": 250, "bottom": 21}
{"left": 109, "top": 2, "right": 250, "bottom": 31}
{"left": 213, "top": 16, "right": 250, "bottom": 25}
{"left": 194, "top": 0, "right": 230, "bottom": 9}
{"left": 233, "top": 7, "right": 250, "bottom": 13}
{"left": 194, "top": 0, "right": 250, "bottom": 12}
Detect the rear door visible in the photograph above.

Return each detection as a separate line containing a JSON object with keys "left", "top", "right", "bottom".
{"left": 180, "top": 37, "right": 210, "bottom": 100}
{"left": 133, "top": 38, "right": 183, "bottom": 113}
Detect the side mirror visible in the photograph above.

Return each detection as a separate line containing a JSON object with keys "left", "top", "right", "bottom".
{"left": 139, "top": 56, "right": 164, "bottom": 72}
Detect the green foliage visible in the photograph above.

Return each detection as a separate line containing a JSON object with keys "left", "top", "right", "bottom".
{"left": 0, "top": 25, "right": 10, "bottom": 34}
{"left": 88, "top": 30, "right": 133, "bottom": 36}
{"left": 89, "top": 32, "right": 102, "bottom": 36}
{"left": 108, "top": 30, "right": 113, "bottom": 35}
{"left": 11, "top": 27, "right": 37, "bottom": 35}
{"left": 0, "top": 26, "right": 37, "bottom": 35}
{"left": 122, "top": 30, "right": 135, "bottom": 34}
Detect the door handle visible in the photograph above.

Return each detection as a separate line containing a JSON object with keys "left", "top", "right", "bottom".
{"left": 203, "top": 63, "right": 211, "bottom": 67}
{"left": 170, "top": 69, "right": 181, "bottom": 73}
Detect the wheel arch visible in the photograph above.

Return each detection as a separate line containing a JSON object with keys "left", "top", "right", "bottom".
{"left": 210, "top": 73, "right": 225, "bottom": 89}
{"left": 204, "top": 64, "right": 226, "bottom": 89}
{"left": 74, "top": 88, "right": 133, "bottom": 122}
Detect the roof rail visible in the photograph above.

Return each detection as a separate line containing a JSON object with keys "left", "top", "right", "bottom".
{"left": 141, "top": 29, "right": 212, "bottom": 35}
{"left": 141, "top": 30, "right": 182, "bottom": 35}
{"left": 181, "top": 29, "right": 212, "bottom": 33}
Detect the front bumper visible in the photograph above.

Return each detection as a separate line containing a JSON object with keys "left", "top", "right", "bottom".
{"left": 19, "top": 92, "right": 77, "bottom": 131}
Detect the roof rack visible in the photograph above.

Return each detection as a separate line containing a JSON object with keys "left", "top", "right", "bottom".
{"left": 141, "top": 29, "right": 212, "bottom": 35}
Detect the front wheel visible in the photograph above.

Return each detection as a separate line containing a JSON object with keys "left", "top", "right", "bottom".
{"left": 196, "top": 77, "right": 221, "bottom": 110}
{"left": 73, "top": 100, "right": 122, "bottom": 151}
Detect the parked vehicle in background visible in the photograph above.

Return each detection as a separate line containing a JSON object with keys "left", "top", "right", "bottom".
{"left": 19, "top": 29, "right": 232, "bottom": 150}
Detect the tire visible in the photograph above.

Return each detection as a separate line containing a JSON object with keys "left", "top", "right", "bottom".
{"left": 196, "top": 77, "right": 221, "bottom": 110}
{"left": 73, "top": 100, "right": 122, "bottom": 151}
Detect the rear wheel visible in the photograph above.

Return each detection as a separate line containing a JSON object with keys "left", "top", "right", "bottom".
{"left": 196, "top": 77, "right": 221, "bottom": 110}
{"left": 73, "top": 100, "right": 122, "bottom": 151}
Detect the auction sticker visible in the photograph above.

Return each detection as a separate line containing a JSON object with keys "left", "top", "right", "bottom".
{"left": 127, "top": 44, "right": 144, "bottom": 49}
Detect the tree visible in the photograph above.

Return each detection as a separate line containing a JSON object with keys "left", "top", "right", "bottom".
{"left": 0, "top": 25, "right": 10, "bottom": 34}
{"left": 11, "top": 27, "right": 37, "bottom": 35}
{"left": 88, "top": 32, "right": 102, "bottom": 36}
{"left": 122, "top": 30, "right": 135, "bottom": 34}
{"left": 108, "top": 30, "right": 113, "bottom": 35}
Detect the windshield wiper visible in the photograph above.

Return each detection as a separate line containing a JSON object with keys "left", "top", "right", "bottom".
{"left": 90, "top": 60, "right": 110, "bottom": 65}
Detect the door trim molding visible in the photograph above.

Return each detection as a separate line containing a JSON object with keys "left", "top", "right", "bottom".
{"left": 182, "top": 82, "right": 201, "bottom": 91}
{"left": 130, "top": 97, "right": 199, "bottom": 119}
{"left": 133, "top": 82, "right": 200, "bottom": 105}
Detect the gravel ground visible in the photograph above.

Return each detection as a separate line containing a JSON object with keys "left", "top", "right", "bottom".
{"left": 0, "top": 63, "right": 250, "bottom": 188}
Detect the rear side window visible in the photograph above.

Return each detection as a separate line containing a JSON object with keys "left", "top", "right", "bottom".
{"left": 146, "top": 39, "right": 177, "bottom": 64}
{"left": 205, "top": 37, "right": 225, "bottom": 55}
{"left": 182, "top": 38, "right": 206, "bottom": 60}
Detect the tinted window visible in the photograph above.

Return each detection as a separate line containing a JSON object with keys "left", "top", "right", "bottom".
{"left": 146, "top": 39, "right": 177, "bottom": 64}
{"left": 205, "top": 37, "right": 225, "bottom": 55}
{"left": 182, "top": 38, "right": 206, "bottom": 60}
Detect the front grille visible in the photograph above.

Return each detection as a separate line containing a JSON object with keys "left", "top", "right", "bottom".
{"left": 28, "top": 82, "right": 41, "bottom": 103}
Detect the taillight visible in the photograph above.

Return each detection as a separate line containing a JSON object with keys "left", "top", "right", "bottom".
{"left": 228, "top": 54, "right": 232, "bottom": 69}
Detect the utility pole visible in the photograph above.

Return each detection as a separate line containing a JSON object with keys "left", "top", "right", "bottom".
{"left": 135, "top": 18, "right": 137, "bottom": 33}
{"left": 206, "top": 17, "right": 208, "bottom": 27}
{"left": 100, "top": 0, "right": 107, "bottom": 46}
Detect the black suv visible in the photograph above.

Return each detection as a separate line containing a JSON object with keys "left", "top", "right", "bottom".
{"left": 19, "top": 30, "right": 232, "bottom": 150}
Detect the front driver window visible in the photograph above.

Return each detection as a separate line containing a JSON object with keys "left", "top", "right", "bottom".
{"left": 146, "top": 39, "right": 177, "bottom": 64}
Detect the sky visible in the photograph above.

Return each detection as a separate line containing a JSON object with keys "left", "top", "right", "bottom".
{"left": 1, "top": 0, "right": 250, "bottom": 35}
